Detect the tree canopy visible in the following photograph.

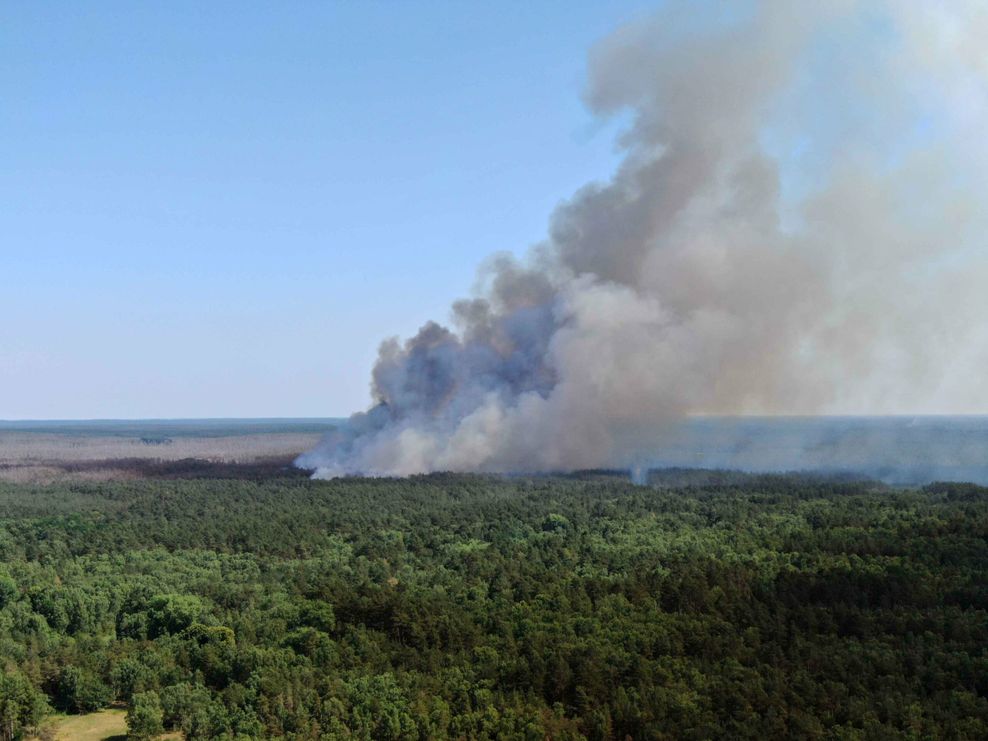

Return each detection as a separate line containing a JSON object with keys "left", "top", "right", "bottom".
{"left": 0, "top": 472, "right": 984, "bottom": 739}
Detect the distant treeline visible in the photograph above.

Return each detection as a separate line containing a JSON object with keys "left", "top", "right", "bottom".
{"left": 0, "top": 418, "right": 341, "bottom": 438}
{"left": 0, "top": 472, "right": 985, "bottom": 739}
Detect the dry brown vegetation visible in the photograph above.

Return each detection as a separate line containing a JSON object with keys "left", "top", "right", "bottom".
{"left": 0, "top": 432, "right": 322, "bottom": 484}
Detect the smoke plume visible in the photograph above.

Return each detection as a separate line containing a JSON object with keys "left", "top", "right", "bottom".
{"left": 299, "top": 0, "right": 988, "bottom": 478}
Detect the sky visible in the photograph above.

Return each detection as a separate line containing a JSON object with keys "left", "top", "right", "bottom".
{"left": 0, "top": 1, "right": 657, "bottom": 420}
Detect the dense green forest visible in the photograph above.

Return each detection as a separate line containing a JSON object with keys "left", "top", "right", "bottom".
{"left": 0, "top": 470, "right": 985, "bottom": 739}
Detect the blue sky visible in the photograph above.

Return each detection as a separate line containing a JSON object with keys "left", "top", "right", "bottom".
{"left": 0, "top": 1, "right": 658, "bottom": 419}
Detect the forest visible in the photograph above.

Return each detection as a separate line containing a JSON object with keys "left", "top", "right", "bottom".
{"left": 0, "top": 469, "right": 985, "bottom": 739}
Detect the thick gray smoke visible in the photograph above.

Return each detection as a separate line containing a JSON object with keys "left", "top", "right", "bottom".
{"left": 299, "top": 0, "right": 988, "bottom": 478}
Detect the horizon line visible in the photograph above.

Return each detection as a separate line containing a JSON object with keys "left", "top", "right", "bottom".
{"left": 4, "top": 413, "right": 988, "bottom": 425}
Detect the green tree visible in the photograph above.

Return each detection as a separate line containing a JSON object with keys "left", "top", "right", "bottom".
{"left": 111, "top": 659, "right": 151, "bottom": 700}
{"left": 127, "top": 691, "right": 164, "bottom": 740}
{"left": 0, "top": 672, "right": 48, "bottom": 741}
{"left": 0, "top": 575, "right": 16, "bottom": 609}
{"left": 54, "top": 667, "right": 112, "bottom": 714}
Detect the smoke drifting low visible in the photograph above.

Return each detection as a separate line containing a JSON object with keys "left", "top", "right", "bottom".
{"left": 299, "top": 0, "right": 988, "bottom": 478}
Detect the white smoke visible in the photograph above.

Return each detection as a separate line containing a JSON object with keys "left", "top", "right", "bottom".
{"left": 299, "top": 0, "right": 988, "bottom": 478}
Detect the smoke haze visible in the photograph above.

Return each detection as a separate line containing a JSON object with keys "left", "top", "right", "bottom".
{"left": 299, "top": 0, "right": 988, "bottom": 478}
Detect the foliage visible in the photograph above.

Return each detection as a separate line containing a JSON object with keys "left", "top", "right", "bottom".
{"left": 127, "top": 690, "right": 164, "bottom": 740}
{"left": 0, "top": 473, "right": 984, "bottom": 739}
{"left": 0, "top": 671, "right": 49, "bottom": 741}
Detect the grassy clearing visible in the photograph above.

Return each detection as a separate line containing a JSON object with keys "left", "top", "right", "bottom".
{"left": 32, "top": 708, "right": 183, "bottom": 740}
{"left": 35, "top": 708, "right": 127, "bottom": 741}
